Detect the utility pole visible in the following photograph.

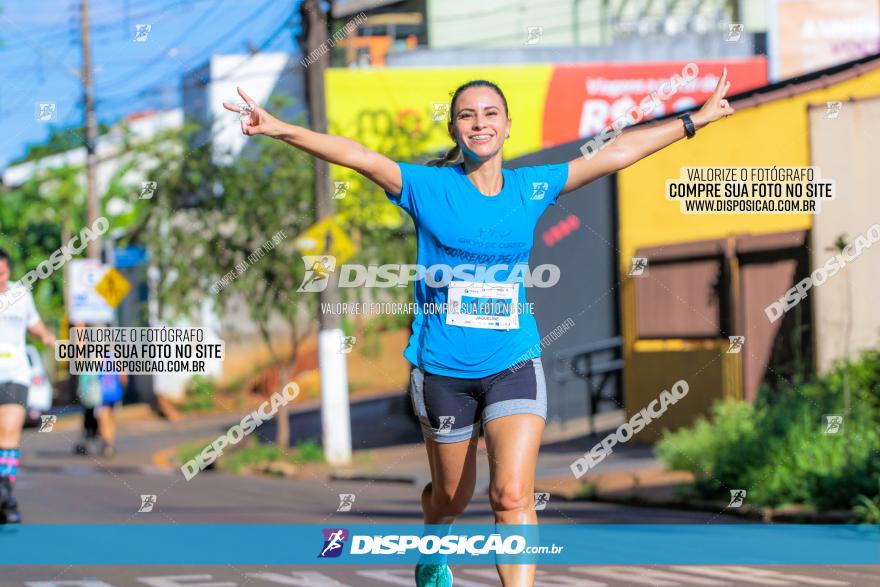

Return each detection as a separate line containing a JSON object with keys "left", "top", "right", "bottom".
{"left": 80, "top": 0, "right": 100, "bottom": 260}
{"left": 300, "top": 0, "right": 352, "bottom": 466}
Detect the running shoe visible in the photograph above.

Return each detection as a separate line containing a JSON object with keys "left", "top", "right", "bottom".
{"left": 101, "top": 442, "right": 116, "bottom": 459}
{"left": 0, "top": 478, "right": 21, "bottom": 524}
{"left": 414, "top": 562, "right": 453, "bottom": 586}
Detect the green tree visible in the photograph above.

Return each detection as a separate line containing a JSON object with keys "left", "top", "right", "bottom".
{"left": 11, "top": 122, "right": 112, "bottom": 165}
{"left": 0, "top": 121, "right": 156, "bottom": 324}
{"left": 0, "top": 166, "right": 79, "bottom": 319}
{"left": 125, "top": 114, "right": 318, "bottom": 449}
{"left": 127, "top": 95, "right": 438, "bottom": 451}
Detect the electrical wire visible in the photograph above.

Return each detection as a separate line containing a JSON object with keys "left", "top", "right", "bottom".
{"left": 97, "top": 0, "right": 285, "bottom": 100}
{"left": 94, "top": 0, "right": 222, "bottom": 89}
{"left": 98, "top": 0, "right": 299, "bottom": 114}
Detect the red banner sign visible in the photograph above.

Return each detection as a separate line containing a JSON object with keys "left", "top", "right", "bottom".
{"left": 541, "top": 58, "right": 767, "bottom": 148}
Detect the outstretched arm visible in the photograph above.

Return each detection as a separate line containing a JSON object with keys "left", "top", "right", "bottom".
{"left": 561, "top": 68, "right": 735, "bottom": 196}
{"left": 28, "top": 321, "right": 55, "bottom": 347}
{"left": 223, "top": 87, "right": 402, "bottom": 194}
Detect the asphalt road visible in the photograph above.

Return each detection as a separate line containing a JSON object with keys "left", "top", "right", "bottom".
{"left": 4, "top": 465, "right": 877, "bottom": 586}
{"left": 3, "top": 564, "right": 877, "bottom": 587}
{"left": 6, "top": 405, "right": 877, "bottom": 587}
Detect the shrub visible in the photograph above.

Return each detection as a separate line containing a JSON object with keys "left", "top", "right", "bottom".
{"left": 217, "top": 437, "right": 325, "bottom": 473}
{"left": 656, "top": 351, "right": 880, "bottom": 511}
{"left": 178, "top": 375, "right": 219, "bottom": 412}
{"left": 294, "top": 439, "right": 324, "bottom": 462}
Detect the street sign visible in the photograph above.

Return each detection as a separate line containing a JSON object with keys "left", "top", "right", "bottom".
{"left": 69, "top": 259, "right": 114, "bottom": 324}
{"left": 95, "top": 267, "right": 131, "bottom": 308}
{"left": 293, "top": 216, "right": 356, "bottom": 264}
{"left": 114, "top": 245, "right": 148, "bottom": 269}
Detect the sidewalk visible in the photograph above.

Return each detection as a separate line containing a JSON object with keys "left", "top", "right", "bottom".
{"left": 25, "top": 396, "right": 855, "bottom": 523}
{"left": 328, "top": 409, "right": 676, "bottom": 502}
{"left": 21, "top": 405, "right": 248, "bottom": 475}
{"left": 24, "top": 394, "right": 684, "bottom": 510}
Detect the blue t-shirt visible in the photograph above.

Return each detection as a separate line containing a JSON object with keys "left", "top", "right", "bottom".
{"left": 385, "top": 161, "right": 569, "bottom": 378}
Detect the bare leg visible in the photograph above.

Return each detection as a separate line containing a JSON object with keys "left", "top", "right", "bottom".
{"left": 421, "top": 434, "right": 479, "bottom": 524}
{"left": 97, "top": 406, "right": 116, "bottom": 446}
{"left": 156, "top": 396, "right": 182, "bottom": 422}
{"left": 485, "top": 414, "right": 544, "bottom": 587}
{"left": 0, "top": 404, "right": 25, "bottom": 449}
{"left": 0, "top": 404, "right": 26, "bottom": 521}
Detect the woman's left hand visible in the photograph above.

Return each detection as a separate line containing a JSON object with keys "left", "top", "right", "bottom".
{"left": 694, "top": 67, "right": 735, "bottom": 128}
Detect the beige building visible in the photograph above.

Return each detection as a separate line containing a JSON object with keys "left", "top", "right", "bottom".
{"left": 808, "top": 95, "right": 880, "bottom": 374}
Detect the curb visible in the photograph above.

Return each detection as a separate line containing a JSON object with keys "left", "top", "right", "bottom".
{"left": 558, "top": 491, "right": 857, "bottom": 523}
{"left": 43, "top": 403, "right": 160, "bottom": 432}
{"left": 21, "top": 463, "right": 174, "bottom": 476}
{"left": 149, "top": 389, "right": 411, "bottom": 475}
{"left": 152, "top": 446, "right": 178, "bottom": 470}
{"left": 329, "top": 472, "right": 420, "bottom": 485}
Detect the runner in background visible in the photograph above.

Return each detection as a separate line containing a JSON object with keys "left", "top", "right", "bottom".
{"left": 73, "top": 322, "right": 100, "bottom": 455}
{"left": 0, "top": 249, "right": 56, "bottom": 524}
{"left": 95, "top": 345, "right": 126, "bottom": 458}
{"left": 72, "top": 323, "right": 126, "bottom": 458}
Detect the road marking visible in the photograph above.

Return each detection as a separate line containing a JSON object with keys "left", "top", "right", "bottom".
{"left": 455, "top": 569, "right": 516, "bottom": 585}
{"left": 670, "top": 566, "right": 836, "bottom": 585}
{"left": 671, "top": 566, "right": 788, "bottom": 584}
{"left": 715, "top": 567, "right": 850, "bottom": 586}
{"left": 464, "top": 567, "right": 609, "bottom": 586}
{"left": 138, "top": 576, "right": 236, "bottom": 587}
{"left": 246, "top": 572, "right": 352, "bottom": 586}
{"left": 358, "top": 569, "right": 493, "bottom": 587}
{"left": 572, "top": 566, "right": 726, "bottom": 585}
{"left": 354, "top": 570, "right": 420, "bottom": 587}
{"left": 827, "top": 568, "right": 880, "bottom": 581}
{"left": 27, "top": 582, "right": 116, "bottom": 587}
{"left": 355, "top": 570, "right": 414, "bottom": 586}
{"left": 19, "top": 567, "right": 863, "bottom": 587}
{"left": 533, "top": 574, "right": 607, "bottom": 586}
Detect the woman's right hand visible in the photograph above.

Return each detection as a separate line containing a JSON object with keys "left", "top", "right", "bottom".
{"left": 222, "top": 86, "right": 283, "bottom": 138}
{"left": 222, "top": 86, "right": 402, "bottom": 194}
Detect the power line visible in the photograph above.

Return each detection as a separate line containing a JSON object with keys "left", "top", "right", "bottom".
{"left": 97, "top": 0, "right": 283, "bottom": 100}
{"left": 99, "top": 0, "right": 298, "bottom": 109}
{"left": 0, "top": 0, "right": 217, "bottom": 53}
{"left": 0, "top": 14, "right": 83, "bottom": 82}
{"left": 94, "top": 0, "right": 222, "bottom": 90}
{"left": 100, "top": 30, "right": 294, "bottom": 112}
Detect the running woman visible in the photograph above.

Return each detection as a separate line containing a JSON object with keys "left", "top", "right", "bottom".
{"left": 224, "top": 68, "right": 734, "bottom": 586}
{"left": 0, "top": 249, "right": 56, "bottom": 523}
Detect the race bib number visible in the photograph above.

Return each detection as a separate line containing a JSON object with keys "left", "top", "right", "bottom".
{"left": 445, "top": 281, "right": 519, "bottom": 330}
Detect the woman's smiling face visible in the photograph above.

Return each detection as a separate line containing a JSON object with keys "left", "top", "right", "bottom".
{"left": 449, "top": 86, "right": 511, "bottom": 162}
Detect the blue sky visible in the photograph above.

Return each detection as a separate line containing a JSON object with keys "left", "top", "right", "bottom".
{"left": 0, "top": 0, "right": 303, "bottom": 168}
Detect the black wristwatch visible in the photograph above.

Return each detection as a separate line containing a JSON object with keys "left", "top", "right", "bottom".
{"left": 678, "top": 113, "right": 696, "bottom": 139}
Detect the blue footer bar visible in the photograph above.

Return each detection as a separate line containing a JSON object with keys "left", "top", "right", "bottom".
{"left": 1, "top": 524, "right": 878, "bottom": 565}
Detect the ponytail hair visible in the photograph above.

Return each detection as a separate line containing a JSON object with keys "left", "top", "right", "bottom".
{"left": 427, "top": 144, "right": 463, "bottom": 167}
{"left": 426, "top": 79, "right": 509, "bottom": 168}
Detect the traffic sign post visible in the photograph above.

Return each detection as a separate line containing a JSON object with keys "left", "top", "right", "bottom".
{"left": 294, "top": 215, "right": 356, "bottom": 264}
{"left": 68, "top": 259, "right": 130, "bottom": 325}
{"left": 95, "top": 267, "right": 131, "bottom": 309}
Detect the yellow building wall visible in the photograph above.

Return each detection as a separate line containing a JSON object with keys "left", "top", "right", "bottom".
{"left": 626, "top": 345, "right": 742, "bottom": 443}
{"left": 618, "top": 66, "right": 880, "bottom": 436}
{"left": 618, "top": 66, "right": 880, "bottom": 274}
{"left": 325, "top": 65, "right": 553, "bottom": 160}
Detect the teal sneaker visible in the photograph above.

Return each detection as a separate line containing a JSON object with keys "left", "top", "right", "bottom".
{"left": 414, "top": 562, "right": 453, "bottom": 586}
